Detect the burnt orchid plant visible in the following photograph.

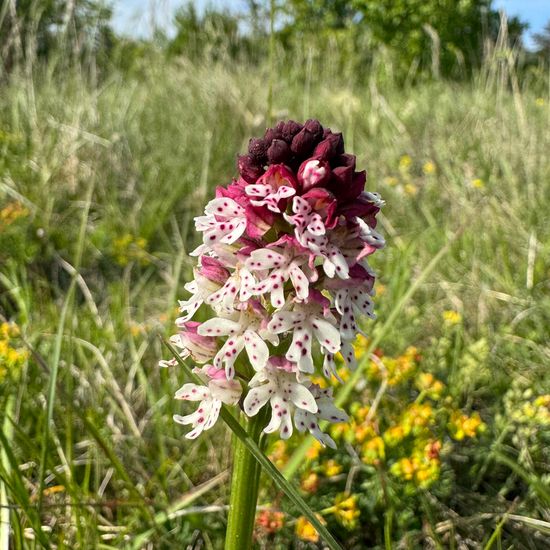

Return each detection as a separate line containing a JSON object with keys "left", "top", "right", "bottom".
{"left": 161, "top": 120, "right": 384, "bottom": 548}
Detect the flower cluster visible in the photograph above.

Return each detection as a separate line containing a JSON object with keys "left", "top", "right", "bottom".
{"left": 161, "top": 120, "right": 385, "bottom": 445}
{"left": 0, "top": 201, "right": 29, "bottom": 229}
{"left": 254, "top": 340, "right": 490, "bottom": 544}
{"left": 0, "top": 322, "right": 28, "bottom": 384}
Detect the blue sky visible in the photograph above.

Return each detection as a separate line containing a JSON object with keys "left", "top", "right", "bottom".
{"left": 112, "top": 0, "right": 549, "bottom": 47}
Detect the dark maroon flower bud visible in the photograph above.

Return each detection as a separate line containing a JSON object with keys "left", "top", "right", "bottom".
{"left": 267, "top": 139, "right": 291, "bottom": 164}
{"left": 331, "top": 164, "right": 354, "bottom": 188}
{"left": 237, "top": 154, "right": 264, "bottom": 184}
{"left": 248, "top": 138, "right": 269, "bottom": 164}
{"left": 291, "top": 128, "right": 315, "bottom": 156}
{"left": 348, "top": 170, "right": 366, "bottom": 200}
{"left": 336, "top": 153, "right": 356, "bottom": 169}
{"left": 264, "top": 121, "right": 284, "bottom": 143}
{"left": 313, "top": 132, "right": 344, "bottom": 160}
{"left": 303, "top": 119, "right": 323, "bottom": 142}
{"left": 281, "top": 120, "right": 303, "bottom": 143}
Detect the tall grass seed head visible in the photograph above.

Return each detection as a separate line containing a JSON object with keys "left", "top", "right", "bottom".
{"left": 161, "top": 120, "right": 384, "bottom": 445}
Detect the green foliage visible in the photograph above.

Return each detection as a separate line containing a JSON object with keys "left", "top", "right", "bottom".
{"left": 281, "top": 0, "right": 527, "bottom": 77}
{"left": 534, "top": 20, "right": 550, "bottom": 57}
{"left": 167, "top": 3, "right": 261, "bottom": 62}
{"left": 0, "top": 0, "right": 115, "bottom": 70}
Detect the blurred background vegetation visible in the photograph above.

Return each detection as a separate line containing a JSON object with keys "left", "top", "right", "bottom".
{"left": 1, "top": 0, "right": 549, "bottom": 548}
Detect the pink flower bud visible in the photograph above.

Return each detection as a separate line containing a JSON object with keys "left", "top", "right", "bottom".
{"left": 301, "top": 187, "right": 338, "bottom": 228}
{"left": 198, "top": 256, "right": 230, "bottom": 285}
{"left": 298, "top": 159, "right": 331, "bottom": 191}
{"left": 172, "top": 321, "right": 218, "bottom": 363}
{"left": 268, "top": 356, "right": 295, "bottom": 372}
{"left": 258, "top": 164, "right": 299, "bottom": 191}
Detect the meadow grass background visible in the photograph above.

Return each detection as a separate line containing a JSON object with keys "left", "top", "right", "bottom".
{"left": 1, "top": 32, "right": 550, "bottom": 549}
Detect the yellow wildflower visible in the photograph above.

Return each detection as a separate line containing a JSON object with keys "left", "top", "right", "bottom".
{"left": 443, "top": 310, "right": 462, "bottom": 325}
{"left": 383, "top": 425, "right": 406, "bottom": 447}
{"left": 535, "top": 97, "right": 545, "bottom": 107}
{"left": 402, "top": 403, "right": 434, "bottom": 433}
{"left": 374, "top": 283, "right": 386, "bottom": 296}
{"left": 310, "top": 374, "right": 328, "bottom": 389}
{"left": 383, "top": 176, "right": 399, "bottom": 187}
{"left": 415, "top": 372, "right": 445, "bottom": 399}
{"left": 336, "top": 366, "right": 350, "bottom": 383}
{"left": 322, "top": 459, "right": 343, "bottom": 477}
{"left": 0, "top": 201, "right": 29, "bottom": 228}
{"left": 449, "top": 411, "right": 485, "bottom": 440}
{"left": 295, "top": 515, "right": 323, "bottom": 542}
{"left": 390, "top": 457, "right": 415, "bottom": 480}
{"left": 414, "top": 458, "right": 440, "bottom": 487}
{"left": 113, "top": 233, "right": 150, "bottom": 266}
{"left": 305, "top": 439, "right": 323, "bottom": 461}
{"left": 471, "top": 178, "right": 485, "bottom": 189}
{"left": 399, "top": 155, "right": 412, "bottom": 171}
{"left": 352, "top": 405, "right": 370, "bottom": 423}
{"left": 268, "top": 440, "right": 289, "bottom": 469}
{"left": 354, "top": 422, "right": 375, "bottom": 444}
{"left": 42, "top": 485, "right": 65, "bottom": 497}
{"left": 404, "top": 183, "right": 418, "bottom": 196}
{"left": 534, "top": 395, "right": 550, "bottom": 408}
{"left": 329, "top": 421, "right": 351, "bottom": 442}
{"left": 423, "top": 161, "right": 436, "bottom": 175}
{"left": 300, "top": 472, "right": 319, "bottom": 493}
{"left": 332, "top": 493, "right": 360, "bottom": 530}
{"left": 522, "top": 396, "right": 550, "bottom": 424}
{"left": 353, "top": 334, "right": 370, "bottom": 360}
{"left": 0, "top": 322, "right": 28, "bottom": 383}
{"left": 361, "top": 436, "right": 385, "bottom": 465}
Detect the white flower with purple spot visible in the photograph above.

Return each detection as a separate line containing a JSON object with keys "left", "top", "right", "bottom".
{"left": 197, "top": 307, "right": 275, "bottom": 378}
{"left": 334, "top": 285, "right": 375, "bottom": 340}
{"left": 243, "top": 359, "right": 317, "bottom": 439}
{"left": 244, "top": 164, "right": 298, "bottom": 213}
{"left": 267, "top": 304, "right": 341, "bottom": 373}
{"left": 245, "top": 244, "right": 316, "bottom": 307}
{"left": 284, "top": 196, "right": 328, "bottom": 252}
{"left": 295, "top": 385, "right": 349, "bottom": 448}
{"left": 173, "top": 366, "right": 242, "bottom": 439}
{"left": 194, "top": 198, "right": 247, "bottom": 247}
{"left": 205, "top": 266, "right": 256, "bottom": 314}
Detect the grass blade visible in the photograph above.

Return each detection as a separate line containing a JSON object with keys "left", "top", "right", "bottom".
{"left": 130, "top": 471, "right": 229, "bottom": 550}
{"left": 37, "top": 181, "right": 95, "bottom": 516}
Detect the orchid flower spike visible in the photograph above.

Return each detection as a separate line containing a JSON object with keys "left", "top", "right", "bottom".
{"left": 161, "top": 119, "right": 385, "bottom": 446}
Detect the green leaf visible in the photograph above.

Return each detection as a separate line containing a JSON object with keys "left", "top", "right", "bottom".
{"left": 162, "top": 338, "right": 344, "bottom": 550}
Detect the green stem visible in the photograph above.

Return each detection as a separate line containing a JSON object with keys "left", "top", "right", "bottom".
{"left": 1, "top": 394, "right": 15, "bottom": 550}
{"left": 225, "top": 410, "right": 267, "bottom": 550}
